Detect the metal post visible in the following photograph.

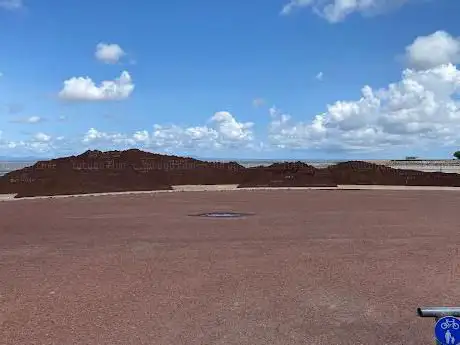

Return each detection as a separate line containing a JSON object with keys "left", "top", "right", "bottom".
{"left": 417, "top": 307, "right": 460, "bottom": 318}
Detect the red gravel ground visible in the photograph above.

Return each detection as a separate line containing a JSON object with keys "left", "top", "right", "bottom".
{"left": 1, "top": 189, "right": 460, "bottom": 345}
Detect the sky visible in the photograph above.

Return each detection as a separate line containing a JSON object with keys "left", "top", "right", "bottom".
{"left": 1, "top": 0, "right": 460, "bottom": 159}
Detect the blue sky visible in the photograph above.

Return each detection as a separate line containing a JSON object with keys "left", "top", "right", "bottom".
{"left": 1, "top": 0, "right": 460, "bottom": 159}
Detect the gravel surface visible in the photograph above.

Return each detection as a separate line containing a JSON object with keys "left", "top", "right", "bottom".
{"left": 1, "top": 189, "right": 459, "bottom": 344}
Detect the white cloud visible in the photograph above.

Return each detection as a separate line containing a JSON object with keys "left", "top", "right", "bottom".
{"left": 210, "top": 111, "right": 254, "bottom": 142}
{"left": 0, "top": 131, "right": 55, "bottom": 154}
{"left": 58, "top": 71, "right": 134, "bottom": 101}
{"left": 82, "top": 128, "right": 136, "bottom": 145}
{"left": 95, "top": 43, "right": 126, "bottom": 64}
{"left": 281, "top": 0, "right": 313, "bottom": 15}
{"left": 10, "top": 116, "right": 43, "bottom": 124}
{"left": 0, "top": 0, "right": 23, "bottom": 10}
{"left": 25, "top": 116, "right": 42, "bottom": 123}
{"left": 405, "top": 31, "right": 460, "bottom": 70}
{"left": 34, "top": 132, "right": 51, "bottom": 142}
{"left": 82, "top": 111, "right": 254, "bottom": 151}
{"left": 281, "top": 0, "right": 410, "bottom": 23}
{"left": 316, "top": 72, "right": 324, "bottom": 81}
{"left": 269, "top": 63, "right": 460, "bottom": 151}
{"left": 2, "top": 112, "right": 252, "bottom": 155}
{"left": 133, "top": 130, "right": 149, "bottom": 143}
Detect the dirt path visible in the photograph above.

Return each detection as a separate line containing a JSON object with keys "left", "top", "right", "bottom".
{"left": 1, "top": 184, "right": 460, "bottom": 202}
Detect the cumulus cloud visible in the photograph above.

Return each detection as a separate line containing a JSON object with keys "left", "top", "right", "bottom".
{"left": 316, "top": 72, "right": 324, "bottom": 81}
{"left": 210, "top": 111, "right": 254, "bottom": 142}
{"left": 58, "top": 71, "right": 134, "bottom": 101}
{"left": 281, "top": 0, "right": 411, "bottom": 23}
{"left": 0, "top": 0, "right": 23, "bottom": 10}
{"left": 82, "top": 111, "right": 254, "bottom": 150}
{"left": 0, "top": 112, "right": 254, "bottom": 155}
{"left": 405, "top": 31, "right": 460, "bottom": 70}
{"left": 269, "top": 63, "right": 460, "bottom": 151}
{"left": 82, "top": 128, "right": 136, "bottom": 145}
{"left": 0, "top": 131, "right": 55, "bottom": 154}
{"left": 95, "top": 43, "right": 126, "bottom": 64}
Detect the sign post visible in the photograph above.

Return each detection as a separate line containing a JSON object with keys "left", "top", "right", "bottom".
{"left": 418, "top": 307, "right": 460, "bottom": 344}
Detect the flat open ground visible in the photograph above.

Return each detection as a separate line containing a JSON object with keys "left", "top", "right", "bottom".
{"left": 1, "top": 189, "right": 460, "bottom": 344}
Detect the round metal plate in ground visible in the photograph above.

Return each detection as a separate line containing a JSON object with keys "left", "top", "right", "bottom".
{"left": 190, "top": 211, "right": 253, "bottom": 218}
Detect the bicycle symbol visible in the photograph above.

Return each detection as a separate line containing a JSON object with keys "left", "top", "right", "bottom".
{"left": 441, "top": 319, "right": 460, "bottom": 330}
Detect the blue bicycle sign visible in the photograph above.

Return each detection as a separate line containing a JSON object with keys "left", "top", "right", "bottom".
{"left": 435, "top": 316, "right": 460, "bottom": 344}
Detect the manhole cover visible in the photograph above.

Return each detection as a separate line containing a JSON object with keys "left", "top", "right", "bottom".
{"left": 190, "top": 212, "right": 253, "bottom": 218}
